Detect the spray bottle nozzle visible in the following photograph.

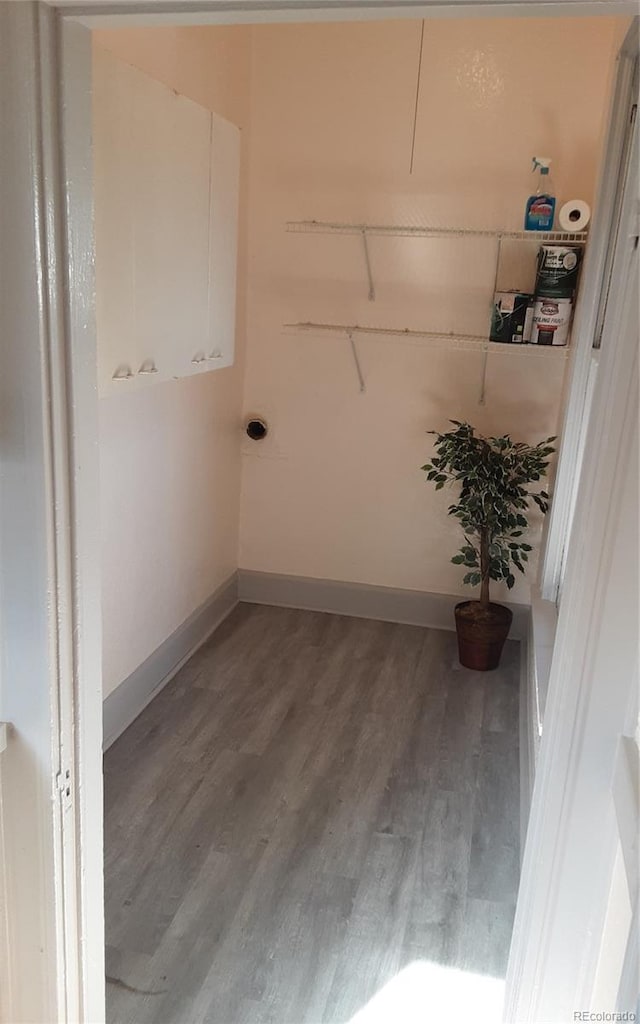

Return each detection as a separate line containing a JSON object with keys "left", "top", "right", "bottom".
{"left": 532, "top": 156, "right": 552, "bottom": 173}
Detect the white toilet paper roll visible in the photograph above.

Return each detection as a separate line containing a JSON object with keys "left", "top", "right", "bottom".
{"left": 558, "top": 199, "right": 591, "bottom": 233}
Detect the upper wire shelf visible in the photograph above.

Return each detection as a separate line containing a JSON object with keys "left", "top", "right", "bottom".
{"left": 285, "top": 220, "right": 588, "bottom": 243}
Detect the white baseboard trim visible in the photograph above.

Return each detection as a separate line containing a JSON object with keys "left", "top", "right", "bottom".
{"left": 519, "top": 628, "right": 534, "bottom": 864}
{"left": 529, "top": 588, "right": 558, "bottom": 738}
{"left": 237, "top": 569, "right": 529, "bottom": 639}
{"left": 103, "top": 572, "right": 238, "bottom": 749}
{"left": 104, "top": 569, "right": 530, "bottom": 750}
{"left": 516, "top": 588, "right": 559, "bottom": 847}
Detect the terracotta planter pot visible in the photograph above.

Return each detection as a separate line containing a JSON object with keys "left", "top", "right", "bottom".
{"left": 454, "top": 600, "right": 513, "bottom": 671}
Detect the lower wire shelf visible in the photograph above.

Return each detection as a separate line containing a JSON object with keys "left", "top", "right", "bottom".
{"left": 282, "top": 321, "right": 571, "bottom": 357}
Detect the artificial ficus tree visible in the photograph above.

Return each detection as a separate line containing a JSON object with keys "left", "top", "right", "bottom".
{"left": 422, "top": 421, "right": 556, "bottom": 607}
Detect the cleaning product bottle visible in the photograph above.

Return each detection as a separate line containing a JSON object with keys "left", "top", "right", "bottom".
{"left": 524, "top": 157, "right": 556, "bottom": 231}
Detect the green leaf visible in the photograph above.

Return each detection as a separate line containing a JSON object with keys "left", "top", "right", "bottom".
{"left": 463, "top": 571, "right": 482, "bottom": 587}
{"left": 423, "top": 421, "right": 553, "bottom": 581}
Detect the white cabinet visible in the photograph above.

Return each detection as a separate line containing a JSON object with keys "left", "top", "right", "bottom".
{"left": 132, "top": 68, "right": 211, "bottom": 381}
{"left": 93, "top": 47, "right": 240, "bottom": 394}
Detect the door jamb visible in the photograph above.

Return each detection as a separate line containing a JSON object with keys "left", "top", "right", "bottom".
{"left": 539, "top": 19, "right": 639, "bottom": 602}
{"left": 34, "top": 7, "right": 105, "bottom": 1023}
{"left": 505, "top": 102, "right": 639, "bottom": 1023}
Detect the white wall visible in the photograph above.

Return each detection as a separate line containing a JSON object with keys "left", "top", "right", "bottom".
{"left": 239, "top": 17, "right": 624, "bottom": 605}
{"left": 93, "top": 26, "right": 251, "bottom": 697}
{"left": 94, "top": 17, "right": 624, "bottom": 694}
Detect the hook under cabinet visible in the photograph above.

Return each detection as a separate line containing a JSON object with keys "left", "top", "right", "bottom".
{"left": 112, "top": 364, "right": 135, "bottom": 381}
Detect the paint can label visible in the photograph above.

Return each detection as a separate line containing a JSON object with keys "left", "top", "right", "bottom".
{"left": 490, "top": 291, "right": 534, "bottom": 344}
{"left": 531, "top": 296, "right": 573, "bottom": 346}
{"left": 535, "top": 245, "right": 582, "bottom": 298}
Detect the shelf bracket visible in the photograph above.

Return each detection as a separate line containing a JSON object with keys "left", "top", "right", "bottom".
{"left": 346, "top": 330, "right": 366, "bottom": 393}
{"left": 361, "top": 228, "right": 375, "bottom": 301}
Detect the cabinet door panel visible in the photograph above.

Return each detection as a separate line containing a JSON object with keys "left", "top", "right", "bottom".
{"left": 207, "top": 114, "right": 241, "bottom": 369}
{"left": 132, "top": 74, "right": 210, "bottom": 380}
{"left": 94, "top": 51, "right": 239, "bottom": 387}
{"left": 93, "top": 48, "right": 138, "bottom": 393}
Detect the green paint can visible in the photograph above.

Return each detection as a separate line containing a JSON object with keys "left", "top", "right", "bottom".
{"left": 535, "top": 245, "right": 582, "bottom": 298}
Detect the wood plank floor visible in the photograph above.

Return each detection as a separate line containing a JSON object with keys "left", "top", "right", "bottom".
{"left": 104, "top": 604, "right": 520, "bottom": 1024}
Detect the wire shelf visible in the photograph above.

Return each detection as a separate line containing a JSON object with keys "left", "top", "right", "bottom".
{"left": 285, "top": 220, "right": 588, "bottom": 243}
{"left": 282, "top": 321, "right": 570, "bottom": 357}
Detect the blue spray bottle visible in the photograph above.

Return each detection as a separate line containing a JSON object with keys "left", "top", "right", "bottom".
{"left": 524, "top": 157, "right": 556, "bottom": 231}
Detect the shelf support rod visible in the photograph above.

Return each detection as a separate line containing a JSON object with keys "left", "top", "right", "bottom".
{"left": 480, "top": 234, "right": 503, "bottom": 405}
{"left": 361, "top": 228, "right": 375, "bottom": 301}
{"left": 347, "top": 330, "right": 366, "bottom": 393}
{"left": 479, "top": 344, "right": 490, "bottom": 407}
{"left": 409, "top": 20, "right": 425, "bottom": 175}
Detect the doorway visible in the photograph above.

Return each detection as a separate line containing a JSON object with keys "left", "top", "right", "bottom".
{"left": 1, "top": 4, "right": 635, "bottom": 1023}
{"left": 89, "top": 13, "right": 625, "bottom": 1022}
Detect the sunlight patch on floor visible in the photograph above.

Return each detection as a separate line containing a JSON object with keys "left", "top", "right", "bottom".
{"left": 348, "top": 960, "right": 505, "bottom": 1024}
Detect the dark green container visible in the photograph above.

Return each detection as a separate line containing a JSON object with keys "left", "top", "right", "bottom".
{"left": 535, "top": 245, "right": 582, "bottom": 298}
{"left": 490, "top": 291, "right": 534, "bottom": 344}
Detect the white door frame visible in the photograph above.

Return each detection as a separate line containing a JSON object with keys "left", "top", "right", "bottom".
{"left": 0, "top": 6, "right": 76, "bottom": 1021}
{"left": 4, "top": 1, "right": 635, "bottom": 1021}
{"left": 539, "top": 20, "right": 639, "bottom": 602}
{"left": 505, "top": 114, "right": 638, "bottom": 1021}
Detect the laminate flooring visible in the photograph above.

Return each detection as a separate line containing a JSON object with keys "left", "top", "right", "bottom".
{"left": 105, "top": 604, "right": 520, "bottom": 1024}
